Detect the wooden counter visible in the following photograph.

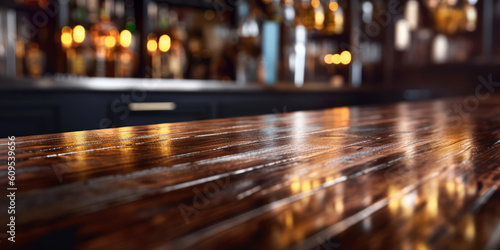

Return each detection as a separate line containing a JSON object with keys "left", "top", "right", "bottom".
{"left": 2, "top": 94, "right": 500, "bottom": 249}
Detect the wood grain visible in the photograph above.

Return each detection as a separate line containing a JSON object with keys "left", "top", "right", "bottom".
{"left": 2, "top": 95, "right": 500, "bottom": 249}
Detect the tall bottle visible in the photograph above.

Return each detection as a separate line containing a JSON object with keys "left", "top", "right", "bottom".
{"left": 302, "top": 0, "right": 316, "bottom": 30}
{"left": 236, "top": 1, "right": 261, "bottom": 84}
{"left": 167, "top": 10, "right": 187, "bottom": 79}
{"left": 115, "top": 0, "right": 138, "bottom": 77}
{"left": 323, "top": 0, "right": 338, "bottom": 34}
{"left": 90, "top": 2, "right": 119, "bottom": 77}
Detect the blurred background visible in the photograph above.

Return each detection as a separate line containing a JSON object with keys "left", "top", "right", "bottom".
{"left": 0, "top": 0, "right": 497, "bottom": 137}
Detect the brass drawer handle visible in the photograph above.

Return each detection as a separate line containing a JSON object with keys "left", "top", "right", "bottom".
{"left": 128, "top": 102, "right": 177, "bottom": 111}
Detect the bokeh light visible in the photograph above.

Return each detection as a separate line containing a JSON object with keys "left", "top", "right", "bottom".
{"left": 120, "top": 30, "right": 132, "bottom": 48}
{"left": 105, "top": 36, "right": 116, "bottom": 48}
{"left": 340, "top": 51, "right": 351, "bottom": 65}
{"left": 158, "top": 35, "right": 171, "bottom": 52}
{"left": 73, "top": 25, "right": 85, "bottom": 43}
{"left": 147, "top": 39, "right": 158, "bottom": 53}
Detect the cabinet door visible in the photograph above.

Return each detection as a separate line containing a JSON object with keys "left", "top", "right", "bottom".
{"left": 0, "top": 105, "right": 58, "bottom": 137}
{"left": 111, "top": 101, "right": 214, "bottom": 127}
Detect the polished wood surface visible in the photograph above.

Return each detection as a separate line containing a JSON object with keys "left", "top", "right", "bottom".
{"left": 2, "top": 95, "right": 500, "bottom": 249}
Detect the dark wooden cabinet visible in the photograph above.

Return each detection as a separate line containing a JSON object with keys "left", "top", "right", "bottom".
{"left": 0, "top": 78, "right": 442, "bottom": 137}
{"left": 0, "top": 89, "right": 412, "bottom": 137}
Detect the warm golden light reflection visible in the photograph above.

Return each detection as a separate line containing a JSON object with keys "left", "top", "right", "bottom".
{"left": 314, "top": 8, "right": 325, "bottom": 29}
{"left": 324, "top": 106, "right": 351, "bottom": 127}
{"left": 73, "top": 25, "right": 85, "bottom": 44}
{"left": 388, "top": 186, "right": 400, "bottom": 214}
{"left": 147, "top": 39, "right": 158, "bottom": 53}
{"left": 61, "top": 26, "right": 72, "bottom": 48}
{"left": 120, "top": 30, "right": 132, "bottom": 48}
{"left": 432, "top": 3, "right": 473, "bottom": 34}
{"left": 61, "top": 33, "right": 72, "bottom": 48}
{"left": 334, "top": 195, "right": 344, "bottom": 214}
{"left": 329, "top": 2, "right": 338, "bottom": 11}
{"left": 285, "top": 210, "right": 293, "bottom": 228}
{"left": 104, "top": 36, "right": 116, "bottom": 48}
{"left": 446, "top": 179, "right": 455, "bottom": 195}
{"left": 158, "top": 126, "right": 173, "bottom": 156}
{"left": 311, "top": 0, "right": 320, "bottom": 8}
{"left": 62, "top": 26, "right": 72, "bottom": 33}
{"left": 312, "top": 179, "right": 321, "bottom": 189}
{"left": 118, "top": 129, "right": 133, "bottom": 141}
{"left": 455, "top": 177, "right": 465, "bottom": 206}
{"left": 334, "top": 183, "right": 344, "bottom": 214}
{"left": 158, "top": 35, "right": 171, "bottom": 52}
{"left": 426, "top": 194, "right": 438, "bottom": 217}
{"left": 416, "top": 241, "right": 429, "bottom": 250}
{"left": 301, "top": 180, "right": 311, "bottom": 192}
{"left": 324, "top": 54, "right": 333, "bottom": 64}
{"left": 291, "top": 176, "right": 301, "bottom": 194}
{"left": 340, "top": 51, "right": 351, "bottom": 65}
{"left": 60, "top": 133, "right": 90, "bottom": 173}
{"left": 463, "top": 215, "right": 475, "bottom": 241}
{"left": 425, "top": 180, "right": 439, "bottom": 218}
{"left": 334, "top": 9, "right": 344, "bottom": 33}
{"left": 332, "top": 54, "right": 341, "bottom": 64}
{"left": 299, "top": 180, "right": 312, "bottom": 206}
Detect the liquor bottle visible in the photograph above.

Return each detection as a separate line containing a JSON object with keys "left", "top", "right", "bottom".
{"left": 116, "top": 29, "right": 136, "bottom": 77}
{"left": 302, "top": 0, "right": 316, "bottom": 30}
{"left": 280, "top": 0, "right": 296, "bottom": 83}
{"left": 167, "top": 10, "right": 187, "bottom": 79}
{"left": 236, "top": 1, "right": 261, "bottom": 84}
{"left": 261, "top": 0, "right": 283, "bottom": 85}
{"left": 323, "top": 0, "right": 338, "bottom": 34}
{"left": 313, "top": 0, "right": 325, "bottom": 31}
{"left": 90, "top": 3, "right": 119, "bottom": 77}
{"left": 115, "top": 0, "right": 138, "bottom": 77}
{"left": 434, "top": 1, "right": 450, "bottom": 34}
